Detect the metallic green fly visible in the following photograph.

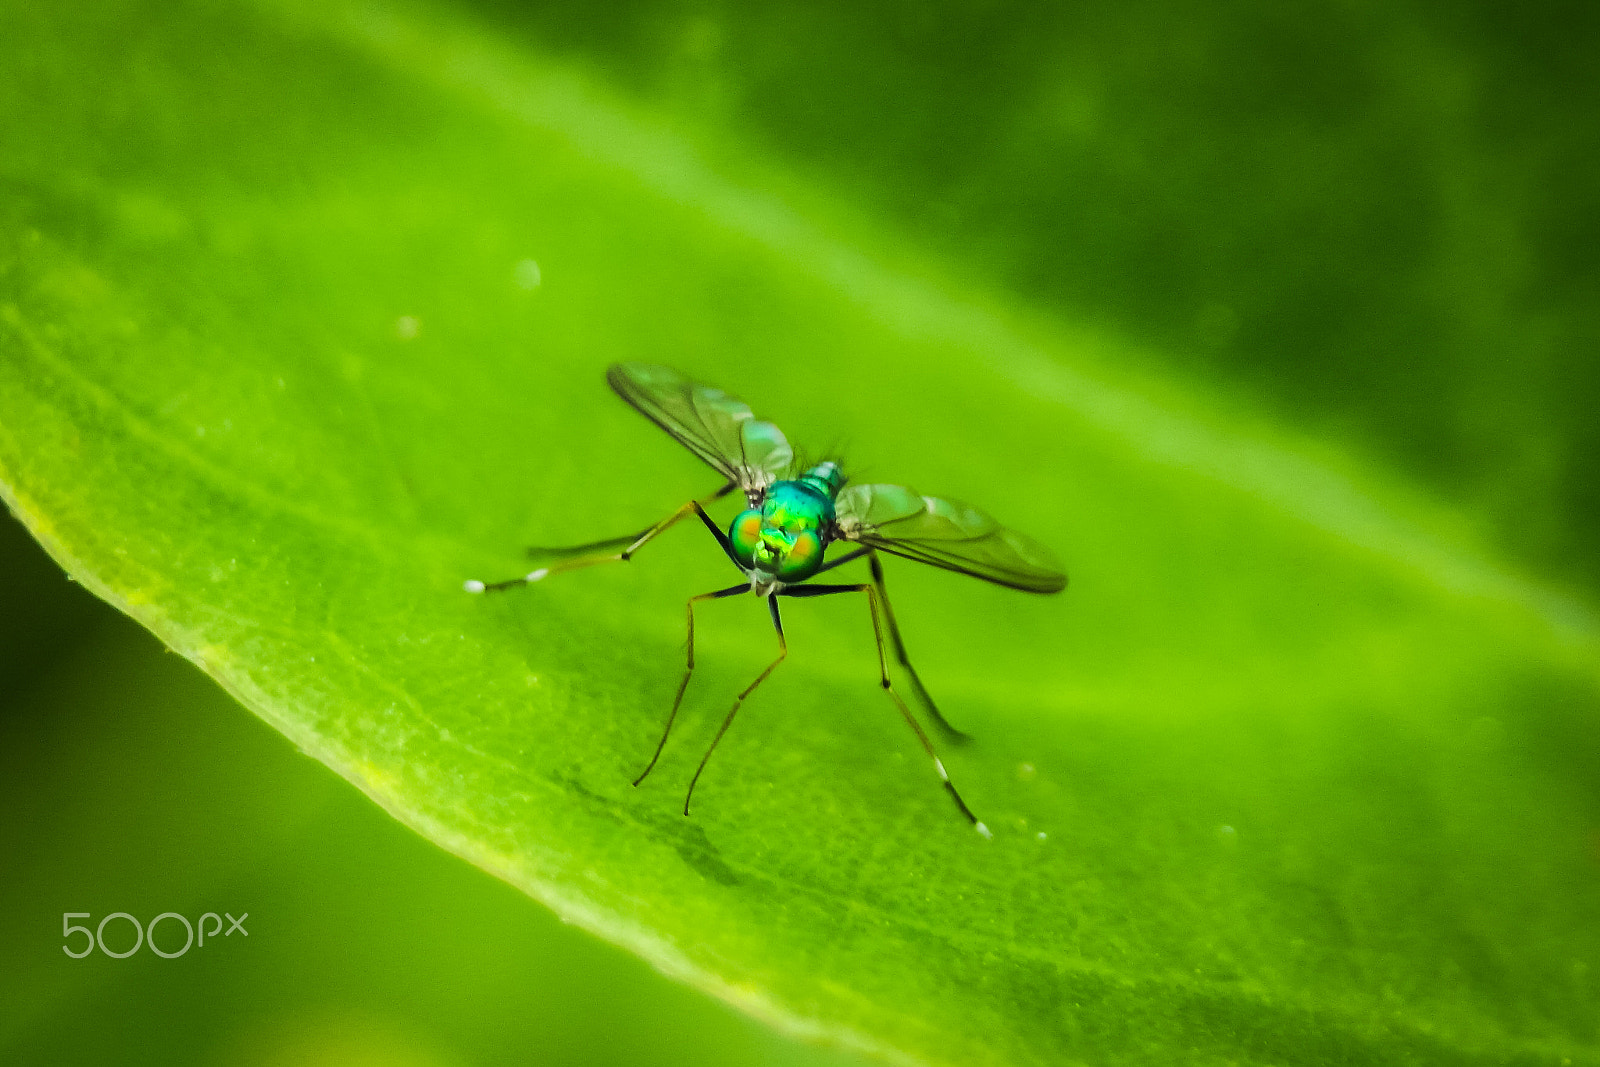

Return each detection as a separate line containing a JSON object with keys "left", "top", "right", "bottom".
{"left": 466, "top": 363, "right": 1067, "bottom": 836}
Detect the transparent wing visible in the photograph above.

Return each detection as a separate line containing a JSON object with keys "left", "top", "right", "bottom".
{"left": 608, "top": 363, "right": 794, "bottom": 498}
{"left": 834, "top": 484, "right": 1067, "bottom": 594}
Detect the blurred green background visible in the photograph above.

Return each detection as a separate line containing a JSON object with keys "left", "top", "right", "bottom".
{"left": 3, "top": 0, "right": 1597, "bottom": 1064}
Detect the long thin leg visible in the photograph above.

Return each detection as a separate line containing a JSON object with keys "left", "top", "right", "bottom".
{"left": 523, "top": 531, "right": 651, "bottom": 559}
{"left": 807, "top": 549, "right": 971, "bottom": 745}
{"left": 811, "top": 546, "right": 870, "bottom": 575}
{"left": 524, "top": 482, "right": 737, "bottom": 560}
{"left": 689, "top": 500, "right": 744, "bottom": 569}
{"left": 866, "top": 551, "right": 972, "bottom": 745}
{"left": 682, "top": 595, "right": 788, "bottom": 816}
{"left": 781, "top": 583, "right": 989, "bottom": 836}
{"left": 633, "top": 581, "right": 751, "bottom": 786}
{"left": 465, "top": 488, "right": 733, "bottom": 593}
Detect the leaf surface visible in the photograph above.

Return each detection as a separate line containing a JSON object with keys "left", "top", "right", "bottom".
{"left": 2, "top": 2, "right": 1598, "bottom": 1064}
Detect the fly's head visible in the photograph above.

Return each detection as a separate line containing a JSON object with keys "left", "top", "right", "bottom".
{"left": 729, "top": 480, "right": 834, "bottom": 583}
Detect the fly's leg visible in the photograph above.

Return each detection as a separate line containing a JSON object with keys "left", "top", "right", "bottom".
{"left": 810, "top": 546, "right": 870, "bottom": 575}
{"left": 465, "top": 502, "right": 689, "bottom": 592}
{"left": 866, "top": 550, "right": 972, "bottom": 745}
{"left": 808, "top": 548, "right": 972, "bottom": 745}
{"left": 682, "top": 596, "right": 787, "bottom": 816}
{"left": 464, "top": 483, "right": 737, "bottom": 593}
{"left": 633, "top": 581, "right": 751, "bottom": 787}
{"left": 781, "top": 582, "right": 989, "bottom": 837}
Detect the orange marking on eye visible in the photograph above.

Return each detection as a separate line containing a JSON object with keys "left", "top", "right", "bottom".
{"left": 779, "top": 532, "right": 824, "bottom": 580}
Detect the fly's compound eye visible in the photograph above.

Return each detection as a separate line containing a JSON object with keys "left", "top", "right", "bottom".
{"left": 729, "top": 509, "right": 763, "bottom": 568}
{"left": 776, "top": 530, "right": 824, "bottom": 582}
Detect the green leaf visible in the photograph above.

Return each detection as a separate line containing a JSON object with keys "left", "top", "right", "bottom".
{"left": 3, "top": 1, "right": 1598, "bottom": 1065}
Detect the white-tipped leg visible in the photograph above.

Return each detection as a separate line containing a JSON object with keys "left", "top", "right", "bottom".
{"left": 779, "top": 581, "right": 987, "bottom": 834}
{"left": 468, "top": 493, "right": 737, "bottom": 599}
{"left": 467, "top": 567, "right": 558, "bottom": 594}
{"left": 975, "top": 822, "right": 993, "bottom": 840}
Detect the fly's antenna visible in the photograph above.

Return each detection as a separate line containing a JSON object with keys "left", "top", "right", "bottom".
{"left": 823, "top": 434, "right": 852, "bottom": 485}
{"left": 794, "top": 438, "right": 849, "bottom": 480}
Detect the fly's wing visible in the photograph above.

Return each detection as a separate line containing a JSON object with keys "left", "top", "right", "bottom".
{"left": 834, "top": 484, "right": 1067, "bottom": 594}
{"left": 608, "top": 363, "right": 794, "bottom": 498}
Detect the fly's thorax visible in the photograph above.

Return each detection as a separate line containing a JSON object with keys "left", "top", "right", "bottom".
{"left": 728, "top": 477, "right": 837, "bottom": 583}
{"left": 798, "top": 461, "right": 845, "bottom": 501}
